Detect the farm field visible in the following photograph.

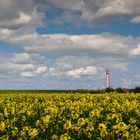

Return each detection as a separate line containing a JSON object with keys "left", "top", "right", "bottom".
{"left": 0, "top": 92, "right": 140, "bottom": 140}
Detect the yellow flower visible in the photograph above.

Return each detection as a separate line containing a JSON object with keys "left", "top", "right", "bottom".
{"left": 60, "top": 133, "right": 70, "bottom": 140}
{"left": 111, "top": 114, "right": 118, "bottom": 119}
{"left": 119, "top": 122, "right": 128, "bottom": 130}
{"left": 64, "top": 120, "right": 72, "bottom": 129}
{"left": 11, "top": 107, "right": 15, "bottom": 115}
{"left": 129, "top": 118, "right": 137, "bottom": 124}
{"left": 22, "top": 116, "right": 26, "bottom": 122}
{"left": 17, "top": 138, "right": 23, "bottom": 140}
{"left": 52, "top": 134, "right": 58, "bottom": 140}
{"left": 26, "top": 110, "right": 32, "bottom": 116}
{"left": 99, "top": 123, "right": 107, "bottom": 130}
{"left": 50, "top": 107, "right": 58, "bottom": 115}
{"left": 111, "top": 108, "right": 116, "bottom": 113}
{"left": 77, "top": 118, "right": 85, "bottom": 126}
{"left": 29, "top": 128, "right": 38, "bottom": 138}
{"left": 4, "top": 108, "right": 8, "bottom": 118}
{"left": 23, "top": 126, "right": 29, "bottom": 131}
{"left": 60, "top": 136, "right": 68, "bottom": 140}
{"left": 89, "top": 109, "right": 100, "bottom": 118}
{"left": 36, "top": 120, "right": 40, "bottom": 126}
{"left": 125, "top": 100, "right": 130, "bottom": 106}
{"left": 99, "top": 123, "right": 107, "bottom": 137}
{"left": 0, "top": 121, "right": 6, "bottom": 131}
{"left": 113, "top": 122, "right": 128, "bottom": 131}
{"left": 123, "top": 131, "right": 129, "bottom": 138}
{"left": 20, "top": 130, "right": 26, "bottom": 137}
{"left": 86, "top": 124, "right": 94, "bottom": 132}
{"left": 12, "top": 127, "right": 18, "bottom": 136}
{"left": 130, "top": 125, "right": 138, "bottom": 132}
{"left": 42, "top": 115, "right": 50, "bottom": 126}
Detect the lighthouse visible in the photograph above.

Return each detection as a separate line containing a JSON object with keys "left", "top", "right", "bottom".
{"left": 105, "top": 69, "right": 110, "bottom": 88}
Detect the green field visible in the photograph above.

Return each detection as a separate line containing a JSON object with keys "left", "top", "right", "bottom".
{"left": 0, "top": 92, "right": 140, "bottom": 140}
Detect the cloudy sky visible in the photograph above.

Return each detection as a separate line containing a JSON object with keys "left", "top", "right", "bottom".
{"left": 0, "top": 0, "right": 140, "bottom": 89}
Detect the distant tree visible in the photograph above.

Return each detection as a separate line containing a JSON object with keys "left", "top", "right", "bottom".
{"left": 116, "top": 87, "right": 124, "bottom": 93}
{"left": 135, "top": 87, "right": 140, "bottom": 93}
{"left": 129, "top": 88, "right": 135, "bottom": 93}
{"left": 105, "top": 87, "right": 114, "bottom": 93}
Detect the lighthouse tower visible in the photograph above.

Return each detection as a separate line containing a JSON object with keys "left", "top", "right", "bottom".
{"left": 105, "top": 69, "right": 110, "bottom": 88}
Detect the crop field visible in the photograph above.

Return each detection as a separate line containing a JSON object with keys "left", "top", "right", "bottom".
{"left": 0, "top": 92, "right": 140, "bottom": 140}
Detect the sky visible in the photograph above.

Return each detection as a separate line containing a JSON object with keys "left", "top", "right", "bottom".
{"left": 0, "top": 0, "right": 140, "bottom": 89}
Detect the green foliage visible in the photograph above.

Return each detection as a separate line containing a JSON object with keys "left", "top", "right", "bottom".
{"left": 116, "top": 87, "right": 125, "bottom": 93}
{"left": 135, "top": 87, "right": 140, "bottom": 93}
{"left": 105, "top": 87, "right": 115, "bottom": 93}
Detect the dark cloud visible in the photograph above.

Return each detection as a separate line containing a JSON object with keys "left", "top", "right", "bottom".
{"left": 0, "top": 0, "right": 44, "bottom": 30}
{"left": 43, "top": 0, "right": 140, "bottom": 26}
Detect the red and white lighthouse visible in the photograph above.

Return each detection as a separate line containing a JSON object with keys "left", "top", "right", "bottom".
{"left": 105, "top": 69, "right": 110, "bottom": 88}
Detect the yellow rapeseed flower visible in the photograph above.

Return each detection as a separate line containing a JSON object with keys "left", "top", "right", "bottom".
{"left": 60, "top": 133, "right": 70, "bottom": 140}
{"left": 29, "top": 128, "right": 38, "bottom": 138}
{"left": 64, "top": 120, "right": 72, "bottom": 129}
{"left": 89, "top": 109, "right": 100, "bottom": 118}
{"left": 0, "top": 121, "right": 6, "bottom": 131}
{"left": 12, "top": 127, "right": 18, "bottom": 136}
{"left": 17, "top": 138, "right": 23, "bottom": 140}
{"left": 111, "top": 108, "right": 116, "bottom": 113}
{"left": 99, "top": 123, "right": 107, "bottom": 130}
{"left": 11, "top": 107, "right": 15, "bottom": 115}
{"left": 123, "top": 131, "right": 129, "bottom": 138}
{"left": 113, "top": 122, "right": 128, "bottom": 131}
{"left": 36, "top": 120, "right": 40, "bottom": 126}
{"left": 52, "top": 134, "right": 58, "bottom": 140}
{"left": 26, "top": 110, "right": 32, "bottom": 116}
{"left": 60, "top": 136, "right": 68, "bottom": 140}
{"left": 77, "top": 118, "right": 85, "bottom": 126}
{"left": 99, "top": 123, "right": 107, "bottom": 137}
{"left": 20, "top": 130, "right": 26, "bottom": 137}
{"left": 42, "top": 115, "right": 50, "bottom": 126}
{"left": 4, "top": 108, "right": 8, "bottom": 118}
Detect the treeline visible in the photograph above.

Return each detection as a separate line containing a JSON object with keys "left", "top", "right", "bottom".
{"left": 104, "top": 86, "right": 140, "bottom": 93}
{"left": 74, "top": 87, "right": 140, "bottom": 94}
{"left": 0, "top": 87, "right": 140, "bottom": 94}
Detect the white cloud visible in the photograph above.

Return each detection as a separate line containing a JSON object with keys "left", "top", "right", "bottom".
{"left": 11, "top": 53, "right": 31, "bottom": 63}
{"left": 131, "top": 16, "right": 140, "bottom": 24}
{"left": 94, "top": 0, "right": 134, "bottom": 17}
{"left": 1, "top": 30, "right": 137, "bottom": 80}
{"left": 67, "top": 66, "right": 97, "bottom": 78}
{"left": 130, "top": 44, "right": 140, "bottom": 56}
{"left": 21, "top": 66, "right": 47, "bottom": 77}
{"left": 2, "top": 29, "right": 138, "bottom": 58}
{"left": 48, "top": 55, "right": 128, "bottom": 79}
{"left": 35, "top": 66, "right": 47, "bottom": 75}
{"left": 21, "top": 71, "right": 34, "bottom": 78}
{"left": 0, "top": 53, "right": 47, "bottom": 78}
{"left": 7, "top": 33, "right": 136, "bottom": 57}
